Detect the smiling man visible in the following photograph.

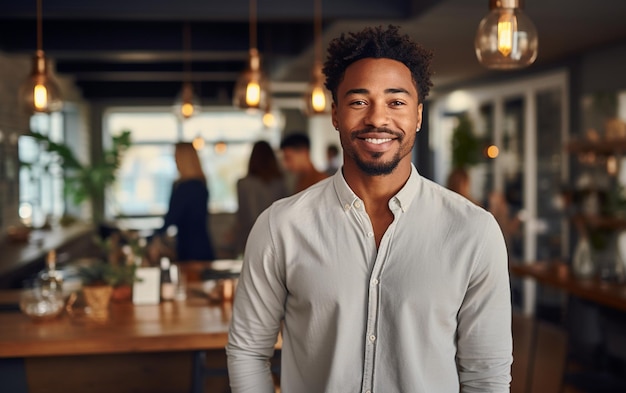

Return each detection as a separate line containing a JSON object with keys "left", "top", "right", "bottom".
{"left": 227, "top": 25, "right": 513, "bottom": 393}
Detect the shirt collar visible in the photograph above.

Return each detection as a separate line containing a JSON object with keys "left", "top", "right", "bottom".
{"left": 332, "top": 164, "right": 421, "bottom": 213}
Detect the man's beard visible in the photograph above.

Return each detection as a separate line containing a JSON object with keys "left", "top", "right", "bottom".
{"left": 349, "top": 127, "right": 408, "bottom": 176}
{"left": 354, "top": 151, "right": 402, "bottom": 175}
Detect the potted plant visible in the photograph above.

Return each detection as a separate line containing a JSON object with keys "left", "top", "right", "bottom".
{"left": 85, "top": 231, "right": 144, "bottom": 302}
{"left": 451, "top": 113, "right": 482, "bottom": 171}
{"left": 78, "top": 257, "right": 141, "bottom": 308}
{"left": 23, "top": 129, "right": 132, "bottom": 224}
{"left": 75, "top": 261, "right": 116, "bottom": 320}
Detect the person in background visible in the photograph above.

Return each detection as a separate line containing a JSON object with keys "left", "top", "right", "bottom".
{"left": 446, "top": 166, "right": 476, "bottom": 204}
{"left": 446, "top": 167, "right": 521, "bottom": 255}
{"left": 279, "top": 132, "right": 329, "bottom": 194}
{"left": 152, "top": 142, "right": 215, "bottom": 262}
{"left": 227, "top": 25, "right": 512, "bottom": 392}
{"left": 234, "top": 140, "right": 289, "bottom": 256}
{"left": 325, "top": 143, "right": 340, "bottom": 175}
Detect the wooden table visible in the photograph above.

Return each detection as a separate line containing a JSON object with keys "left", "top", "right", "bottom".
{"left": 510, "top": 262, "right": 626, "bottom": 312}
{"left": 0, "top": 287, "right": 233, "bottom": 393}
{"left": 0, "top": 294, "right": 232, "bottom": 358}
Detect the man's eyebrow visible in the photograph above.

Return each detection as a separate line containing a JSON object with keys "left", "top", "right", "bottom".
{"left": 344, "top": 88, "right": 368, "bottom": 97}
{"left": 385, "top": 88, "right": 411, "bottom": 95}
{"left": 343, "top": 87, "right": 412, "bottom": 97}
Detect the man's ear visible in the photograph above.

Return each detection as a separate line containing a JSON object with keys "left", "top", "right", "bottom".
{"left": 416, "top": 103, "right": 423, "bottom": 131}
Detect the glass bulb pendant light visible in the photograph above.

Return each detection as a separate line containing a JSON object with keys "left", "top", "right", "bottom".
{"left": 233, "top": 0, "right": 269, "bottom": 111}
{"left": 233, "top": 48, "right": 268, "bottom": 110}
{"left": 305, "top": 62, "right": 331, "bottom": 115}
{"left": 262, "top": 101, "right": 276, "bottom": 128}
{"left": 475, "top": 0, "right": 538, "bottom": 70}
{"left": 175, "top": 22, "right": 200, "bottom": 120}
{"left": 20, "top": 0, "right": 62, "bottom": 113}
{"left": 177, "top": 81, "right": 200, "bottom": 120}
{"left": 304, "top": 0, "right": 331, "bottom": 116}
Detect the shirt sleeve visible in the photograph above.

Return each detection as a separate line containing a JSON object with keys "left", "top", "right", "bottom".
{"left": 456, "top": 214, "right": 513, "bottom": 392}
{"left": 226, "top": 207, "right": 286, "bottom": 393}
{"left": 234, "top": 179, "right": 251, "bottom": 255}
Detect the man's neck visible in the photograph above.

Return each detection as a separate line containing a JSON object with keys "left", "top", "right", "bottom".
{"left": 342, "top": 161, "right": 412, "bottom": 206}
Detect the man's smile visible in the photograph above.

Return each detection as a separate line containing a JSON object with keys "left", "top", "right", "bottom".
{"left": 364, "top": 137, "right": 393, "bottom": 144}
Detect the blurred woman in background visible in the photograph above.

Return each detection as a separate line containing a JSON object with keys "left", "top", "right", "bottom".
{"left": 234, "top": 140, "right": 289, "bottom": 256}
{"left": 152, "top": 142, "right": 216, "bottom": 262}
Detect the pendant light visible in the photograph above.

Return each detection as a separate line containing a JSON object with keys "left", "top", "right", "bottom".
{"left": 233, "top": 0, "right": 269, "bottom": 111}
{"left": 20, "top": 0, "right": 62, "bottom": 113}
{"left": 175, "top": 22, "right": 200, "bottom": 120}
{"left": 262, "top": 101, "right": 276, "bottom": 128}
{"left": 304, "top": 0, "right": 331, "bottom": 115}
{"left": 475, "top": 0, "right": 538, "bottom": 70}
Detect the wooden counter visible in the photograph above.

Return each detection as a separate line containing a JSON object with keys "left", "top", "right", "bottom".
{"left": 510, "top": 262, "right": 626, "bottom": 312}
{"left": 0, "top": 223, "right": 95, "bottom": 289}
{"left": 0, "top": 290, "right": 232, "bottom": 358}
{"left": 0, "top": 262, "right": 275, "bottom": 393}
{"left": 0, "top": 288, "right": 235, "bottom": 393}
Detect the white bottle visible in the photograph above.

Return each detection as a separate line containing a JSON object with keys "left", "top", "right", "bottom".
{"left": 160, "top": 257, "right": 175, "bottom": 301}
{"left": 39, "top": 250, "right": 63, "bottom": 297}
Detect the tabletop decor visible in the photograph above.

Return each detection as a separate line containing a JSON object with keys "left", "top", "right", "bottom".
{"left": 19, "top": 285, "right": 64, "bottom": 322}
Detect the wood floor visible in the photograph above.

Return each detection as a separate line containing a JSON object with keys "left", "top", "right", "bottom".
{"left": 511, "top": 312, "right": 577, "bottom": 393}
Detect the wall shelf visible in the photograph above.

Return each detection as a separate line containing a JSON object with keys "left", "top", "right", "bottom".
{"left": 566, "top": 138, "right": 626, "bottom": 156}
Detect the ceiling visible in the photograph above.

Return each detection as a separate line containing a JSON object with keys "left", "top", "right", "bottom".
{"left": 1, "top": 0, "right": 626, "bottom": 104}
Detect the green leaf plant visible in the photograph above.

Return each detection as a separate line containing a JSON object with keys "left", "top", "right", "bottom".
{"left": 25, "top": 130, "right": 132, "bottom": 219}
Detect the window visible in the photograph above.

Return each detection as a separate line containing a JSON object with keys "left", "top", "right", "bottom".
{"left": 19, "top": 112, "right": 65, "bottom": 226}
{"left": 106, "top": 107, "right": 283, "bottom": 217}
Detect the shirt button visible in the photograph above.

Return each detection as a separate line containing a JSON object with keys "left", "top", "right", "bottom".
{"left": 344, "top": 204, "right": 350, "bottom": 211}
{"left": 367, "top": 232, "right": 373, "bottom": 237}
{"left": 371, "top": 279, "right": 379, "bottom": 285}
{"left": 354, "top": 201, "right": 362, "bottom": 208}
{"left": 369, "top": 335, "right": 376, "bottom": 342}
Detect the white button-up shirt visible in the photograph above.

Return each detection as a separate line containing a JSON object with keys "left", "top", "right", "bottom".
{"left": 227, "top": 165, "right": 512, "bottom": 393}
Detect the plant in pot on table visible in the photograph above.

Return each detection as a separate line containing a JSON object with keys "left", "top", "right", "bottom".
{"left": 75, "top": 254, "right": 140, "bottom": 321}
{"left": 93, "top": 231, "right": 144, "bottom": 302}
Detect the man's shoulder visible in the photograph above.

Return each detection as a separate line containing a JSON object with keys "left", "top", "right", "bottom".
{"left": 268, "top": 177, "right": 334, "bottom": 215}
{"left": 418, "top": 176, "right": 493, "bottom": 221}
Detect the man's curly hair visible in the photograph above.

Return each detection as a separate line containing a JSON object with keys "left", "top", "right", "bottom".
{"left": 323, "top": 25, "right": 433, "bottom": 103}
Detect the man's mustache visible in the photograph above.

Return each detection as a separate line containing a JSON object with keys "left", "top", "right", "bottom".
{"left": 351, "top": 127, "right": 403, "bottom": 139}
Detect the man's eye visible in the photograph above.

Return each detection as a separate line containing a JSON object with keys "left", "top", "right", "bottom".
{"left": 350, "top": 100, "right": 366, "bottom": 106}
{"left": 390, "top": 100, "right": 405, "bottom": 106}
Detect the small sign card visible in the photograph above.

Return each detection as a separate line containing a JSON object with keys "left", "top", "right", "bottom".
{"left": 132, "top": 267, "right": 161, "bottom": 305}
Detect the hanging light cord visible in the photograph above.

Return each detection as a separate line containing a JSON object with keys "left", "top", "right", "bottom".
{"left": 249, "top": 0, "right": 257, "bottom": 50}
{"left": 314, "top": 0, "right": 322, "bottom": 64}
{"left": 183, "top": 22, "right": 192, "bottom": 83}
{"left": 36, "top": 0, "right": 43, "bottom": 54}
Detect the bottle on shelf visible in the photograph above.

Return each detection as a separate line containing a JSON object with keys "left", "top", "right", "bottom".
{"left": 39, "top": 249, "right": 63, "bottom": 297}
{"left": 160, "top": 257, "right": 175, "bottom": 301}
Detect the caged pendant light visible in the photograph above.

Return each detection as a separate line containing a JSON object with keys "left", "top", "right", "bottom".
{"left": 304, "top": 0, "right": 331, "bottom": 115}
{"left": 175, "top": 22, "right": 201, "bottom": 120}
{"left": 233, "top": 0, "right": 269, "bottom": 111}
{"left": 20, "top": 0, "right": 63, "bottom": 114}
{"left": 475, "top": 0, "right": 538, "bottom": 70}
